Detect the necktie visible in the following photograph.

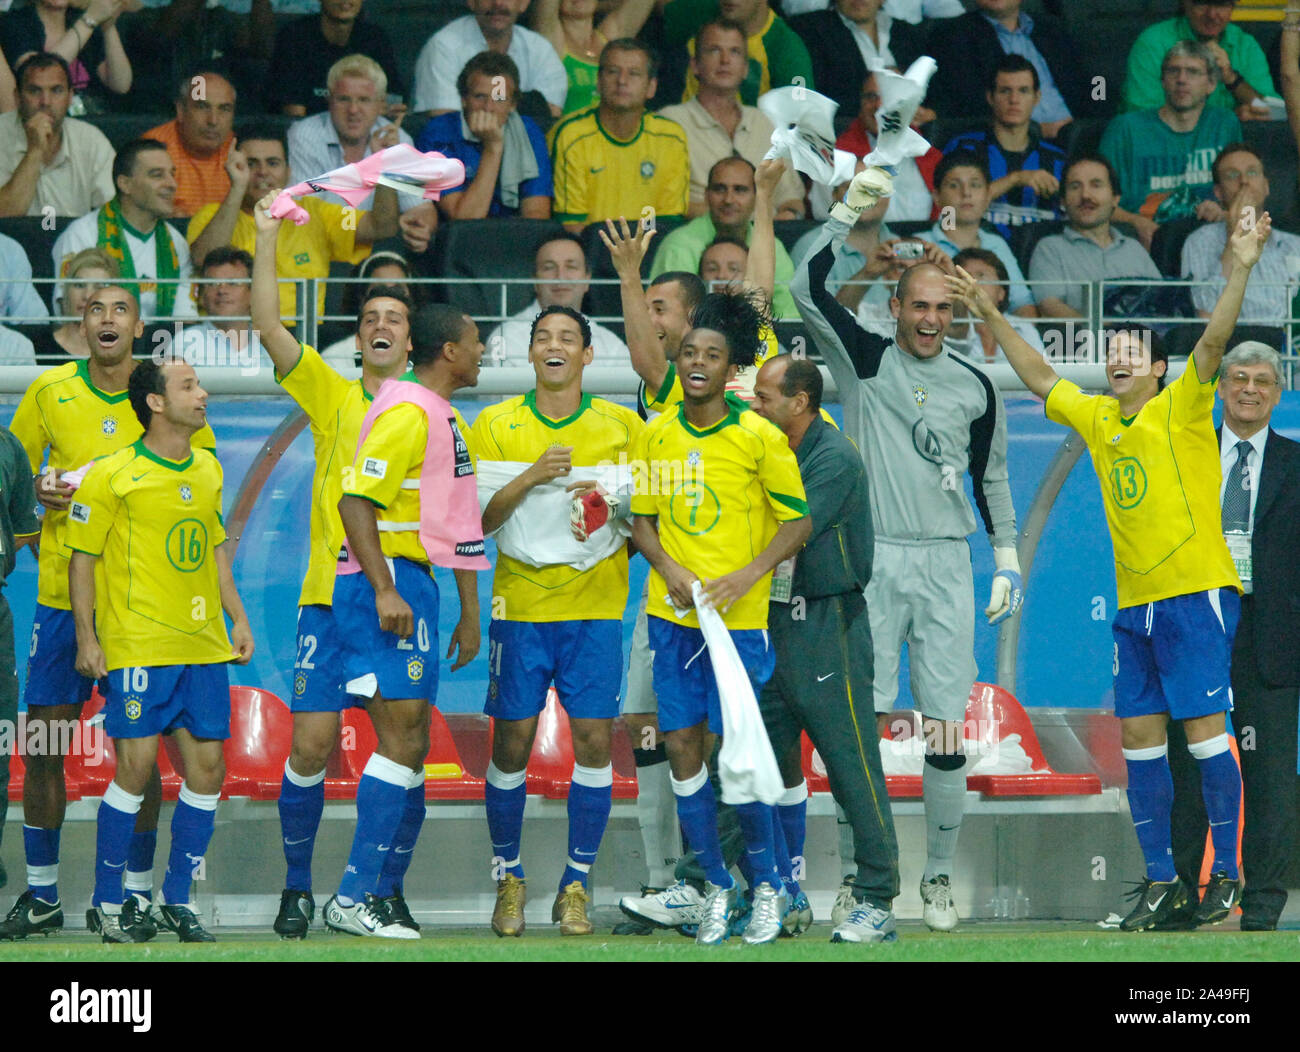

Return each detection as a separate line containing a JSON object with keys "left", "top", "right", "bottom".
{"left": 1221, "top": 440, "right": 1252, "bottom": 533}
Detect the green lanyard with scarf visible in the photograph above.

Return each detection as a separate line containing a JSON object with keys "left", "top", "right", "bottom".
{"left": 96, "top": 198, "right": 178, "bottom": 316}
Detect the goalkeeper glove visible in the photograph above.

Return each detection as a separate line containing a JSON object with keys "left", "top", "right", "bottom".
{"left": 986, "top": 547, "right": 1024, "bottom": 625}
{"left": 830, "top": 166, "right": 894, "bottom": 225}
{"left": 570, "top": 487, "right": 620, "bottom": 542}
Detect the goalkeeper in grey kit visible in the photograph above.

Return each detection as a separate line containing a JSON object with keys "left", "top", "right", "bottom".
{"left": 790, "top": 166, "right": 1024, "bottom": 931}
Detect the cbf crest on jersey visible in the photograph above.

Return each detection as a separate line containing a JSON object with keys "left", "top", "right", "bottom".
{"left": 102, "top": 415, "right": 118, "bottom": 437}
{"left": 686, "top": 448, "right": 703, "bottom": 468}
{"left": 179, "top": 484, "right": 193, "bottom": 503}
{"left": 640, "top": 160, "right": 656, "bottom": 180}
{"left": 912, "top": 383, "right": 927, "bottom": 408}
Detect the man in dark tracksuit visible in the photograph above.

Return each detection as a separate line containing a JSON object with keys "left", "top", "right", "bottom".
{"left": 0, "top": 424, "right": 40, "bottom": 890}
{"left": 751, "top": 354, "right": 900, "bottom": 944}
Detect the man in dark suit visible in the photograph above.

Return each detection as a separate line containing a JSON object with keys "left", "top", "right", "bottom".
{"left": 1168, "top": 339, "right": 1300, "bottom": 931}
{"left": 924, "top": 0, "right": 1092, "bottom": 137}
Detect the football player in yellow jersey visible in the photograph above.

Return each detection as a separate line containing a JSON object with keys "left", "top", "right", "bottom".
{"left": 948, "top": 211, "right": 1271, "bottom": 933}
{"left": 251, "top": 193, "right": 428, "bottom": 939}
{"left": 605, "top": 159, "right": 820, "bottom": 932}
{"left": 67, "top": 357, "right": 254, "bottom": 943}
{"left": 630, "top": 287, "right": 810, "bottom": 946}
{"left": 0, "top": 285, "right": 216, "bottom": 943}
{"left": 470, "top": 305, "right": 643, "bottom": 938}
{"left": 322, "top": 303, "right": 484, "bottom": 940}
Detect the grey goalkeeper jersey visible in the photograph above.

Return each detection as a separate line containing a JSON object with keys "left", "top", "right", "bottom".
{"left": 790, "top": 215, "right": 1018, "bottom": 549}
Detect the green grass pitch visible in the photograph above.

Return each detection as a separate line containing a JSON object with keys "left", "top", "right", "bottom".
{"left": 0, "top": 923, "right": 1295, "bottom": 962}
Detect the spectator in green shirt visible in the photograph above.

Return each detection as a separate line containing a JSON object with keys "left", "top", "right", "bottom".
{"left": 661, "top": 0, "right": 813, "bottom": 106}
{"left": 1104, "top": 40, "right": 1242, "bottom": 249}
{"left": 649, "top": 155, "right": 800, "bottom": 317}
{"left": 1123, "top": 0, "right": 1277, "bottom": 120}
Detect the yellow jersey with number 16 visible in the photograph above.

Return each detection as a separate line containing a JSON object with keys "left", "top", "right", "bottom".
{"left": 64, "top": 440, "right": 232, "bottom": 671}
{"left": 9, "top": 360, "right": 217, "bottom": 611}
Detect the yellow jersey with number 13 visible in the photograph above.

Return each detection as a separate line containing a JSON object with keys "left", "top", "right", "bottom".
{"left": 64, "top": 440, "right": 232, "bottom": 671}
{"left": 1044, "top": 354, "right": 1239, "bottom": 609}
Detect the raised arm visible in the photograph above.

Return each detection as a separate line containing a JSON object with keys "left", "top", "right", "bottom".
{"left": 190, "top": 144, "right": 250, "bottom": 267}
{"left": 355, "top": 185, "right": 400, "bottom": 244}
{"left": 788, "top": 171, "right": 893, "bottom": 388}
{"left": 1283, "top": 9, "right": 1300, "bottom": 174}
{"left": 1192, "top": 211, "right": 1271, "bottom": 381}
{"left": 250, "top": 192, "right": 303, "bottom": 374}
{"left": 744, "top": 158, "right": 782, "bottom": 301}
{"left": 599, "top": 217, "right": 668, "bottom": 392}
{"left": 601, "top": 0, "right": 656, "bottom": 42}
{"left": 530, "top": 0, "right": 565, "bottom": 55}
{"left": 946, "top": 265, "right": 1058, "bottom": 400}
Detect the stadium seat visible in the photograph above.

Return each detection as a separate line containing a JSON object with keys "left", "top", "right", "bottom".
{"left": 801, "top": 684, "right": 1102, "bottom": 799}
{"left": 6, "top": 750, "right": 27, "bottom": 801}
{"left": 963, "top": 683, "right": 1102, "bottom": 797}
{"left": 1150, "top": 216, "right": 1203, "bottom": 278}
{"left": 426, "top": 218, "right": 565, "bottom": 321}
{"left": 491, "top": 688, "right": 638, "bottom": 800}
{"left": 1165, "top": 322, "right": 1285, "bottom": 360}
{"left": 1009, "top": 219, "right": 1063, "bottom": 275}
{"left": 0, "top": 215, "right": 78, "bottom": 312}
{"left": 773, "top": 219, "right": 820, "bottom": 257}
{"left": 334, "top": 705, "right": 485, "bottom": 801}
{"left": 222, "top": 685, "right": 293, "bottom": 800}
{"left": 1242, "top": 121, "right": 1299, "bottom": 229}
{"left": 1054, "top": 118, "right": 1108, "bottom": 158}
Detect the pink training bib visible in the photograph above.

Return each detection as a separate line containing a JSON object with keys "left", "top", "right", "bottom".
{"left": 339, "top": 378, "right": 489, "bottom": 573}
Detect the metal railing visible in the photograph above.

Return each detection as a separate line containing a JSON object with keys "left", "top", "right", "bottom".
{"left": 1, "top": 275, "right": 1296, "bottom": 395}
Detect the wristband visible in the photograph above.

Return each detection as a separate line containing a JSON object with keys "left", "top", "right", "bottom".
{"left": 1224, "top": 71, "right": 1243, "bottom": 91}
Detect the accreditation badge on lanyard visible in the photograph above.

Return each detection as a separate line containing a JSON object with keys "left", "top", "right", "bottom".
{"left": 1224, "top": 530, "right": 1252, "bottom": 594}
{"left": 770, "top": 556, "right": 795, "bottom": 603}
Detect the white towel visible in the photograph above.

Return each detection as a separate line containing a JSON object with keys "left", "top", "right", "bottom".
{"left": 688, "top": 580, "right": 784, "bottom": 805}
{"left": 475, "top": 459, "right": 632, "bottom": 572}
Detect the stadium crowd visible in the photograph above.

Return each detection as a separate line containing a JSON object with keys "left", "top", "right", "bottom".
{"left": 0, "top": 0, "right": 1296, "bottom": 948}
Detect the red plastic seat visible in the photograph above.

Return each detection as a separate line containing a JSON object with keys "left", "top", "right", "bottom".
{"left": 491, "top": 689, "right": 639, "bottom": 800}
{"left": 6, "top": 749, "right": 25, "bottom": 801}
{"left": 5, "top": 718, "right": 91, "bottom": 801}
{"left": 800, "top": 721, "right": 924, "bottom": 799}
{"left": 962, "top": 683, "right": 1101, "bottom": 797}
{"left": 799, "top": 685, "right": 1101, "bottom": 800}
{"left": 63, "top": 689, "right": 114, "bottom": 798}
{"left": 222, "top": 685, "right": 293, "bottom": 799}
{"left": 335, "top": 705, "right": 486, "bottom": 801}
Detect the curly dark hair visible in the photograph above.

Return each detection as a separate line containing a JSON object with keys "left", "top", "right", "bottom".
{"left": 687, "top": 286, "right": 772, "bottom": 369}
